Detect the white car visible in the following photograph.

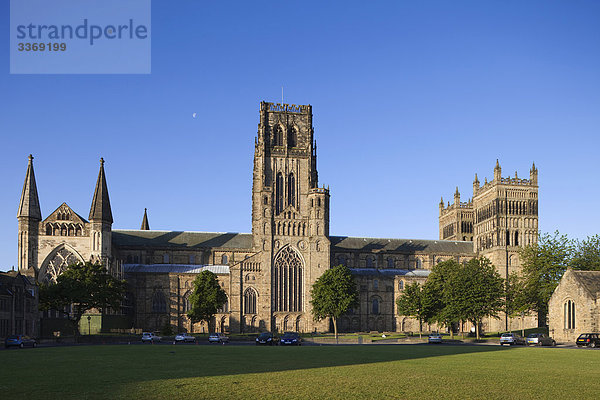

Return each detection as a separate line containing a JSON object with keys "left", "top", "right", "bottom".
{"left": 428, "top": 333, "right": 443, "bottom": 344}
{"left": 141, "top": 332, "right": 162, "bottom": 343}
{"left": 175, "top": 333, "right": 196, "bottom": 343}
{"left": 208, "top": 332, "right": 229, "bottom": 343}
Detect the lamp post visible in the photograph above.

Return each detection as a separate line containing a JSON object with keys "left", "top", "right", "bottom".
{"left": 87, "top": 315, "right": 91, "bottom": 335}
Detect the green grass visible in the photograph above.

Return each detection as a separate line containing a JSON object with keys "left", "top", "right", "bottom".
{"left": 1, "top": 344, "right": 598, "bottom": 399}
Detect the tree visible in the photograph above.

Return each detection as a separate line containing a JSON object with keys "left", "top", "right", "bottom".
{"left": 571, "top": 234, "right": 600, "bottom": 271}
{"left": 448, "top": 258, "right": 505, "bottom": 340}
{"left": 421, "top": 260, "right": 462, "bottom": 338}
{"left": 518, "top": 231, "right": 572, "bottom": 325}
{"left": 396, "top": 282, "right": 427, "bottom": 338}
{"left": 187, "top": 270, "right": 228, "bottom": 332}
{"left": 505, "top": 272, "right": 535, "bottom": 337}
{"left": 310, "top": 265, "right": 358, "bottom": 340}
{"left": 39, "top": 262, "right": 127, "bottom": 340}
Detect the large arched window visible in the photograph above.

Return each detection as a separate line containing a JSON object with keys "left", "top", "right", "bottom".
{"left": 275, "top": 172, "right": 284, "bottom": 215}
{"left": 183, "top": 291, "right": 191, "bottom": 312}
{"left": 274, "top": 125, "right": 283, "bottom": 146}
{"left": 287, "top": 173, "right": 295, "bottom": 208}
{"left": 564, "top": 300, "right": 575, "bottom": 329}
{"left": 244, "top": 288, "right": 257, "bottom": 314}
{"left": 218, "top": 296, "right": 229, "bottom": 313}
{"left": 288, "top": 126, "right": 297, "bottom": 148}
{"left": 152, "top": 291, "right": 167, "bottom": 313}
{"left": 372, "top": 298, "right": 380, "bottom": 315}
{"left": 273, "top": 246, "right": 304, "bottom": 312}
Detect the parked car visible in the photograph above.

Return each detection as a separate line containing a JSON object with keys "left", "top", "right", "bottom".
{"left": 576, "top": 333, "right": 600, "bottom": 348}
{"left": 526, "top": 333, "right": 556, "bottom": 346}
{"left": 280, "top": 332, "right": 302, "bottom": 346}
{"left": 256, "top": 332, "right": 279, "bottom": 346}
{"left": 175, "top": 333, "right": 196, "bottom": 343}
{"left": 500, "top": 333, "right": 526, "bottom": 346}
{"left": 208, "top": 332, "right": 229, "bottom": 343}
{"left": 141, "top": 332, "right": 162, "bottom": 343}
{"left": 4, "top": 335, "right": 36, "bottom": 348}
{"left": 428, "top": 333, "right": 443, "bottom": 344}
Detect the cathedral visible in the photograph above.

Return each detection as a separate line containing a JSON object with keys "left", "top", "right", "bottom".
{"left": 17, "top": 102, "right": 539, "bottom": 336}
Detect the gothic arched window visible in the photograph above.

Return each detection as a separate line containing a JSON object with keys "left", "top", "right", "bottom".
{"left": 288, "top": 126, "right": 297, "bottom": 148}
{"left": 287, "top": 173, "right": 296, "bottom": 208}
{"left": 564, "top": 300, "right": 575, "bottom": 329}
{"left": 218, "top": 295, "right": 229, "bottom": 313}
{"left": 366, "top": 255, "right": 375, "bottom": 268}
{"left": 275, "top": 172, "right": 284, "bottom": 215}
{"left": 274, "top": 125, "right": 283, "bottom": 146}
{"left": 273, "top": 246, "right": 303, "bottom": 312}
{"left": 152, "top": 291, "right": 167, "bottom": 313}
{"left": 387, "top": 258, "right": 394, "bottom": 268}
{"left": 372, "top": 298, "right": 380, "bottom": 315}
{"left": 221, "top": 254, "right": 228, "bottom": 265}
{"left": 244, "top": 288, "right": 257, "bottom": 314}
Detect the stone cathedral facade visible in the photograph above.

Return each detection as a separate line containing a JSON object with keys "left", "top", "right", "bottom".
{"left": 17, "top": 102, "right": 538, "bottom": 335}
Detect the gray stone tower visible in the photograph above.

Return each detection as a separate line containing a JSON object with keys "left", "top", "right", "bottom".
{"left": 472, "top": 160, "right": 539, "bottom": 277}
{"left": 17, "top": 154, "right": 42, "bottom": 276}
{"left": 240, "top": 102, "right": 330, "bottom": 333}
{"left": 88, "top": 158, "right": 113, "bottom": 267}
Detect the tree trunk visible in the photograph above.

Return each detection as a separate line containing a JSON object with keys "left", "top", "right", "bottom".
{"left": 418, "top": 318, "right": 422, "bottom": 339}
{"left": 475, "top": 320, "right": 480, "bottom": 340}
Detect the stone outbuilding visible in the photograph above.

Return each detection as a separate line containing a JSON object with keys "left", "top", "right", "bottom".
{"left": 549, "top": 269, "right": 600, "bottom": 343}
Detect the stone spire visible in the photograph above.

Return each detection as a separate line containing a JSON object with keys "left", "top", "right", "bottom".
{"left": 141, "top": 208, "right": 150, "bottom": 230}
{"left": 530, "top": 161, "right": 538, "bottom": 185}
{"left": 89, "top": 158, "right": 113, "bottom": 223}
{"left": 473, "top": 173, "right": 480, "bottom": 195}
{"left": 18, "top": 154, "right": 42, "bottom": 220}
{"left": 494, "top": 159, "right": 502, "bottom": 181}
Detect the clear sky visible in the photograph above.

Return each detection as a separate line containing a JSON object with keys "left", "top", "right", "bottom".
{"left": 1, "top": 1, "right": 600, "bottom": 269}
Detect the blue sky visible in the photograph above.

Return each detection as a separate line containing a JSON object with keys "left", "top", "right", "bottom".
{"left": 1, "top": 1, "right": 600, "bottom": 269}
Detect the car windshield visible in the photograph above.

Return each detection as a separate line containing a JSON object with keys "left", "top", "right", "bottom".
{"left": 258, "top": 333, "right": 271, "bottom": 339}
{"left": 578, "top": 334, "right": 589, "bottom": 338}
{"left": 501, "top": 333, "right": 513, "bottom": 337}
{"left": 527, "top": 334, "right": 539, "bottom": 338}
{"left": 282, "top": 333, "right": 297, "bottom": 339}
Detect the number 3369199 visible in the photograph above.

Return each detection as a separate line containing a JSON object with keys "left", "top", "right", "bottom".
{"left": 18, "top": 43, "right": 66, "bottom": 51}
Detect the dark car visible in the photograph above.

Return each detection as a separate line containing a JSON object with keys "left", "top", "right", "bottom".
{"left": 256, "top": 332, "right": 279, "bottom": 346}
{"left": 280, "top": 332, "right": 302, "bottom": 346}
{"left": 526, "top": 333, "right": 556, "bottom": 347}
{"left": 5, "top": 335, "right": 36, "bottom": 349}
{"left": 576, "top": 333, "right": 600, "bottom": 348}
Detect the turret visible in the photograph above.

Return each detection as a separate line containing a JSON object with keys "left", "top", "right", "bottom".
{"left": 439, "top": 196, "right": 444, "bottom": 214}
{"left": 530, "top": 162, "right": 538, "bottom": 185}
{"left": 494, "top": 159, "right": 502, "bottom": 181}
{"left": 17, "top": 154, "right": 41, "bottom": 274}
{"left": 89, "top": 158, "right": 113, "bottom": 264}
{"left": 454, "top": 187, "right": 460, "bottom": 204}
{"left": 141, "top": 208, "right": 150, "bottom": 230}
{"left": 473, "top": 173, "right": 480, "bottom": 195}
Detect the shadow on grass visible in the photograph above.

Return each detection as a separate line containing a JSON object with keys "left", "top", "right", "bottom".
{"left": 0, "top": 343, "right": 510, "bottom": 399}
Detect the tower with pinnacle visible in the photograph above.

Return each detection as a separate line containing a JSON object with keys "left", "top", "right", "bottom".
{"left": 17, "top": 155, "right": 42, "bottom": 276}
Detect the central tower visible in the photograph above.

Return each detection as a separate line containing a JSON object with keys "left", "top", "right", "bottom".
{"left": 249, "top": 102, "right": 330, "bottom": 332}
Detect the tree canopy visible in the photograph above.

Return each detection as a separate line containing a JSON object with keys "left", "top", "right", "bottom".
{"left": 395, "top": 282, "right": 427, "bottom": 338}
{"left": 187, "top": 270, "right": 228, "bottom": 332}
{"left": 39, "top": 262, "right": 127, "bottom": 338}
{"left": 310, "top": 265, "right": 358, "bottom": 339}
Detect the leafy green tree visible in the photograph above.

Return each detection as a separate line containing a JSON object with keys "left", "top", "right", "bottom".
{"left": 448, "top": 258, "right": 505, "bottom": 340}
{"left": 571, "top": 234, "right": 600, "bottom": 271}
{"left": 187, "top": 270, "right": 228, "bottom": 332}
{"left": 310, "top": 265, "right": 358, "bottom": 340}
{"left": 396, "top": 282, "right": 427, "bottom": 338}
{"left": 505, "top": 272, "right": 535, "bottom": 336}
{"left": 421, "top": 260, "right": 462, "bottom": 338}
{"left": 39, "top": 262, "right": 127, "bottom": 340}
{"left": 518, "top": 231, "right": 572, "bottom": 325}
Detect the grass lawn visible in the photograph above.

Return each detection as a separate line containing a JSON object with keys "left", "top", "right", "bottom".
{"left": 1, "top": 344, "right": 598, "bottom": 399}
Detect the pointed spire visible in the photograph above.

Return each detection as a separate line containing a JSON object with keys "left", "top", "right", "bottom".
{"left": 494, "top": 159, "right": 502, "bottom": 181}
{"left": 531, "top": 161, "right": 537, "bottom": 172}
{"left": 474, "top": 173, "right": 479, "bottom": 184}
{"left": 440, "top": 196, "right": 444, "bottom": 206}
{"left": 89, "top": 157, "right": 113, "bottom": 223}
{"left": 18, "top": 154, "right": 42, "bottom": 220}
{"left": 495, "top": 159, "right": 500, "bottom": 170}
{"left": 141, "top": 208, "right": 150, "bottom": 230}
{"left": 455, "top": 186, "right": 460, "bottom": 197}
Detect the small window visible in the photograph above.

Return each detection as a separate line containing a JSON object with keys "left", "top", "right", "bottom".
{"left": 221, "top": 254, "right": 228, "bottom": 265}
{"left": 373, "top": 279, "right": 379, "bottom": 290}
{"left": 387, "top": 258, "right": 394, "bottom": 268}
{"left": 398, "top": 280, "right": 404, "bottom": 290}
{"left": 163, "top": 254, "right": 169, "bottom": 263}
{"left": 372, "top": 298, "right": 380, "bottom": 315}
{"left": 189, "top": 254, "right": 195, "bottom": 264}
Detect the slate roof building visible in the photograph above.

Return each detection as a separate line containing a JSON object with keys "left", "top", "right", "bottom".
{"left": 17, "top": 102, "right": 537, "bottom": 335}
{"left": 549, "top": 269, "right": 600, "bottom": 343}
